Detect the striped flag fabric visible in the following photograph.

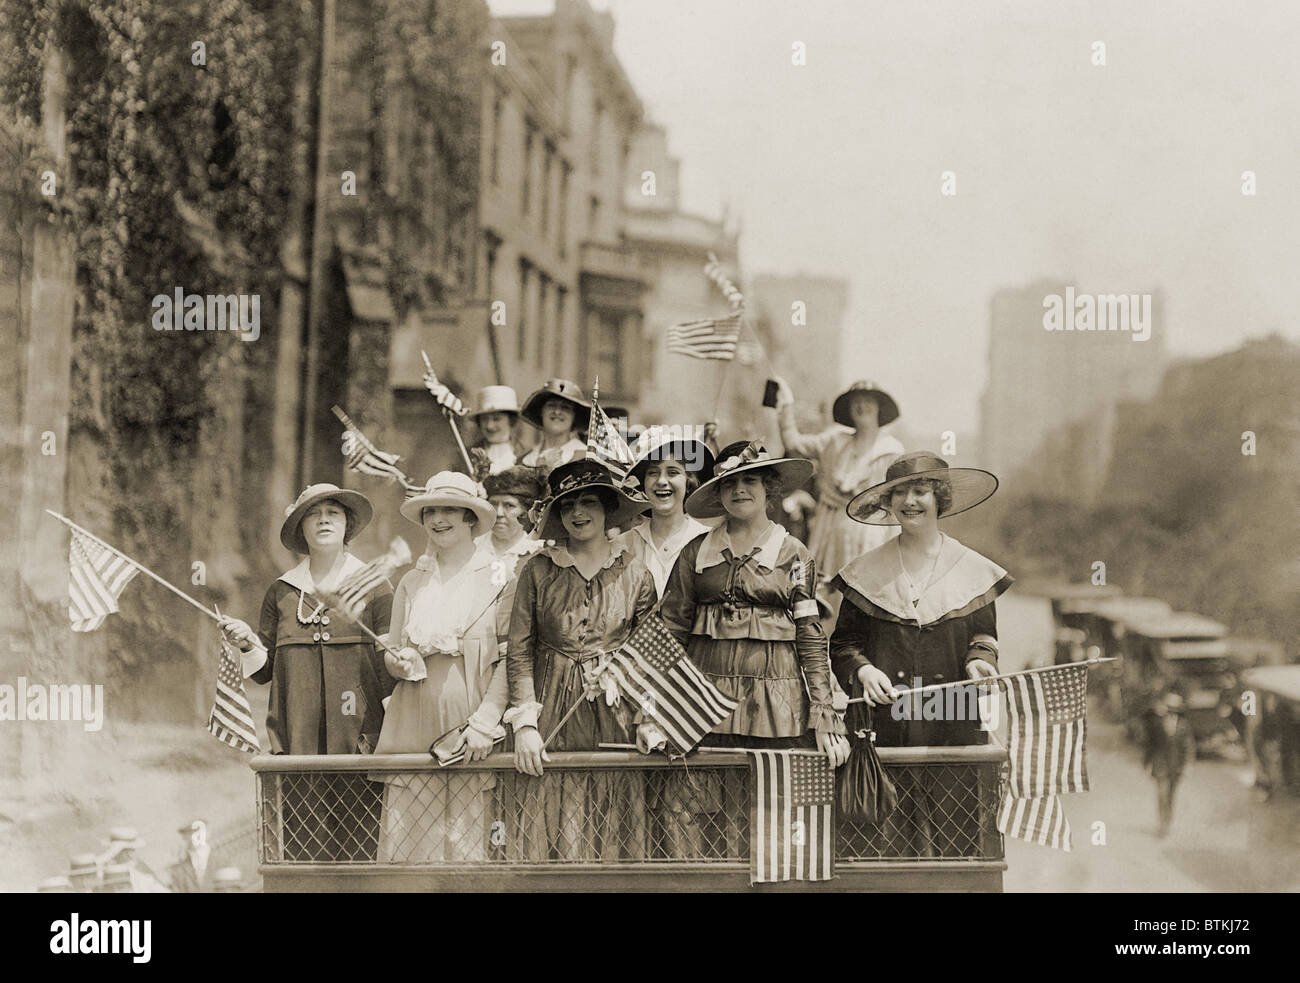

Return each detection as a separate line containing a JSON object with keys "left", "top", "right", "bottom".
{"left": 321, "top": 538, "right": 410, "bottom": 622}
{"left": 748, "top": 750, "right": 835, "bottom": 884}
{"left": 333, "top": 405, "right": 409, "bottom": 485}
{"left": 587, "top": 399, "right": 635, "bottom": 482}
{"left": 208, "top": 638, "right": 260, "bottom": 754}
{"left": 666, "top": 313, "right": 742, "bottom": 360}
{"left": 68, "top": 528, "right": 140, "bottom": 632}
{"left": 600, "top": 617, "right": 738, "bottom": 754}
{"left": 997, "top": 664, "right": 1090, "bottom": 851}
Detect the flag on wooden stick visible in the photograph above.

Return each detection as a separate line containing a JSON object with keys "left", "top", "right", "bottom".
{"left": 208, "top": 637, "right": 260, "bottom": 754}
{"left": 333, "top": 405, "right": 414, "bottom": 489}
{"left": 586, "top": 378, "right": 635, "bottom": 482}
{"left": 68, "top": 527, "right": 140, "bottom": 632}
{"left": 318, "top": 537, "right": 411, "bottom": 623}
{"left": 996, "top": 663, "right": 1090, "bottom": 851}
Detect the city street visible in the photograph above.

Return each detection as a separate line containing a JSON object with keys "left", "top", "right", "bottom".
{"left": 997, "top": 591, "right": 1300, "bottom": 892}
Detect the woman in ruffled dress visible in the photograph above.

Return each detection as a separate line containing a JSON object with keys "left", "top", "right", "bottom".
{"left": 829, "top": 451, "right": 1011, "bottom": 858}
{"left": 505, "top": 459, "right": 656, "bottom": 861}
{"left": 657, "top": 441, "right": 850, "bottom": 857}
{"left": 372, "top": 472, "right": 511, "bottom": 862}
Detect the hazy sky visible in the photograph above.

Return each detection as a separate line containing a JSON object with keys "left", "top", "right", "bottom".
{"left": 490, "top": 0, "right": 1300, "bottom": 436}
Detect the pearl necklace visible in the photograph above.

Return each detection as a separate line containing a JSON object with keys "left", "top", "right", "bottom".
{"left": 296, "top": 589, "right": 325, "bottom": 625}
{"left": 896, "top": 534, "right": 944, "bottom": 608}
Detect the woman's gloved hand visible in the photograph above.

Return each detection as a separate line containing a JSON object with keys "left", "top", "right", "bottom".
{"left": 463, "top": 725, "right": 496, "bottom": 762}
{"left": 817, "top": 730, "right": 851, "bottom": 768}
{"left": 219, "top": 616, "right": 257, "bottom": 651}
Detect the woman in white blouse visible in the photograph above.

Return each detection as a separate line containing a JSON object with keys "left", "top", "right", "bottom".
{"left": 372, "top": 472, "right": 509, "bottom": 862}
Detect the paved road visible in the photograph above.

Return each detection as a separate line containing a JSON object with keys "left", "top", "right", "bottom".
{"left": 997, "top": 590, "right": 1300, "bottom": 892}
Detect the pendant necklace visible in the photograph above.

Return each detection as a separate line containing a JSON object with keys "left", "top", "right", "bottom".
{"left": 897, "top": 534, "right": 944, "bottom": 608}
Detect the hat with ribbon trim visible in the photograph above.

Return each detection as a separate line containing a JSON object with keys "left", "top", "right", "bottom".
{"left": 400, "top": 471, "right": 496, "bottom": 528}
{"left": 684, "top": 439, "right": 814, "bottom": 519}
{"left": 280, "top": 483, "right": 374, "bottom": 555}
{"left": 534, "top": 458, "right": 649, "bottom": 540}
{"left": 846, "top": 451, "right": 998, "bottom": 525}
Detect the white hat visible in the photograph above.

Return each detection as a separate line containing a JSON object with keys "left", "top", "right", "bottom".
{"left": 470, "top": 385, "right": 520, "bottom": 418}
{"left": 399, "top": 471, "right": 496, "bottom": 528}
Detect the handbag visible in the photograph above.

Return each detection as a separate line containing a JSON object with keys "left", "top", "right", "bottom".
{"left": 837, "top": 683, "right": 898, "bottom": 824}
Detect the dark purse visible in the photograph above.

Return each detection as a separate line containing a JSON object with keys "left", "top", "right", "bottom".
{"left": 837, "top": 683, "right": 898, "bottom": 825}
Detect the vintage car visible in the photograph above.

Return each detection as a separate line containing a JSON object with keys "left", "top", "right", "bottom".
{"left": 1085, "top": 597, "right": 1174, "bottom": 718}
{"left": 1240, "top": 664, "right": 1300, "bottom": 798}
{"left": 1115, "top": 611, "right": 1239, "bottom": 752}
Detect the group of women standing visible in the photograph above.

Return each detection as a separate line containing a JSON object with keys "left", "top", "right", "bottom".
{"left": 218, "top": 374, "right": 1014, "bottom": 862}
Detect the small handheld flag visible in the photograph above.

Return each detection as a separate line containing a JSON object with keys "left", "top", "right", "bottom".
{"left": 208, "top": 637, "right": 260, "bottom": 754}
{"left": 68, "top": 527, "right": 140, "bottom": 632}
{"left": 666, "top": 312, "right": 742, "bottom": 361}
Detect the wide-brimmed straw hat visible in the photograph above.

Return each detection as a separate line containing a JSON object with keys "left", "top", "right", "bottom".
{"left": 400, "top": 471, "right": 496, "bottom": 528}
{"left": 833, "top": 380, "right": 900, "bottom": 428}
{"left": 628, "top": 425, "right": 716, "bottom": 488}
{"left": 685, "top": 439, "right": 814, "bottom": 519}
{"left": 469, "top": 385, "right": 520, "bottom": 419}
{"left": 520, "top": 379, "right": 592, "bottom": 432}
{"left": 534, "top": 459, "right": 649, "bottom": 540}
{"left": 847, "top": 451, "right": 997, "bottom": 525}
{"left": 280, "top": 483, "right": 373, "bottom": 555}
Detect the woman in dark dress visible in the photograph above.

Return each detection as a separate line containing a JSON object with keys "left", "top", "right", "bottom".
{"left": 657, "top": 441, "right": 849, "bottom": 858}
{"left": 219, "top": 482, "right": 394, "bottom": 860}
{"left": 830, "top": 452, "right": 1012, "bottom": 857}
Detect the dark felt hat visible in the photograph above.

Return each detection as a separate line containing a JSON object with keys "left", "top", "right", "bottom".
{"left": 832, "top": 380, "right": 900, "bottom": 428}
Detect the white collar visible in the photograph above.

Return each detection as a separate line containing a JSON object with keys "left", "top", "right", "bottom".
{"left": 477, "top": 531, "right": 546, "bottom": 559}
{"left": 695, "top": 521, "right": 786, "bottom": 573}
{"left": 632, "top": 516, "right": 708, "bottom": 553}
{"left": 278, "top": 552, "right": 368, "bottom": 594}
{"left": 837, "top": 535, "right": 1008, "bottom": 626}
{"left": 413, "top": 546, "right": 493, "bottom": 578}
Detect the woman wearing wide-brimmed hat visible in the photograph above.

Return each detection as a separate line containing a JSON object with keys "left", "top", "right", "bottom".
{"left": 368, "top": 472, "right": 511, "bottom": 861}
{"left": 616, "top": 425, "right": 715, "bottom": 598}
{"left": 218, "top": 483, "right": 393, "bottom": 862}
{"left": 519, "top": 378, "right": 590, "bottom": 472}
{"left": 468, "top": 385, "right": 531, "bottom": 474}
{"left": 772, "top": 377, "right": 904, "bottom": 607}
{"left": 829, "top": 451, "right": 1012, "bottom": 857}
{"left": 503, "top": 458, "right": 656, "bottom": 860}
{"left": 219, "top": 483, "right": 393, "bottom": 757}
{"left": 655, "top": 440, "right": 850, "bottom": 857}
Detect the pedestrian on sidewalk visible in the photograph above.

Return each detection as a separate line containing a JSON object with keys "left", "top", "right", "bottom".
{"left": 1143, "top": 685, "right": 1195, "bottom": 837}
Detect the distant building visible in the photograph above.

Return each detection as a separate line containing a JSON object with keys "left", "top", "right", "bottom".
{"left": 624, "top": 122, "right": 742, "bottom": 431}
{"left": 979, "top": 279, "right": 1166, "bottom": 499}
{"left": 750, "top": 274, "right": 850, "bottom": 443}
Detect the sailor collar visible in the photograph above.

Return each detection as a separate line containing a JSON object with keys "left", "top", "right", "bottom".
{"left": 277, "top": 552, "right": 369, "bottom": 595}
{"left": 836, "top": 535, "right": 1010, "bottom": 626}
{"left": 696, "top": 521, "right": 787, "bottom": 574}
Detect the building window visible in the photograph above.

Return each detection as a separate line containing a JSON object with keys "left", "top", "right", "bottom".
{"left": 537, "top": 273, "right": 551, "bottom": 370}
{"left": 522, "top": 121, "right": 536, "bottom": 215}
{"left": 517, "top": 258, "right": 530, "bottom": 363}
{"left": 593, "top": 310, "right": 623, "bottom": 393}
{"left": 559, "top": 161, "right": 571, "bottom": 256}
{"left": 490, "top": 93, "right": 503, "bottom": 186}
{"left": 541, "top": 141, "right": 554, "bottom": 234}
{"left": 556, "top": 285, "right": 568, "bottom": 368}
{"left": 563, "top": 53, "right": 577, "bottom": 124}
{"left": 591, "top": 99, "right": 603, "bottom": 175}
{"left": 588, "top": 195, "right": 600, "bottom": 233}
{"left": 484, "top": 230, "right": 501, "bottom": 299}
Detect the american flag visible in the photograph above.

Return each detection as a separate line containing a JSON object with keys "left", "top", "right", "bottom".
{"left": 748, "top": 750, "right": 835, "bottom": 884}
{"left": 68, "top": 527, "right": 140, "bottom": 632}
{"left": 208, "top": 638, "right": 260, "bottom": 754}
{"left": 600, "top": 617, "right": 738, "bottom": 754}
{"left": 321, "top": 538, "right": 410, "bottom": 622}
{"left": 997, "top": 664, "right": 1090, "bottom": 851}
{"left": 333, "top": 405, "right": 410, "bottom": 486}
{"left": 666, "top": 313, "right": 743, "bottom": 360}
{"left": 587, "top": 397, "right": 635, "bottom": 481}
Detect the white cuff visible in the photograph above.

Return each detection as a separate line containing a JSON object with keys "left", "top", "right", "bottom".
{"left": 241, "top": 645, "right": 268, "bottom": 678}
{"left": 792, "top": 599, "right": 819, "bottom": 620}
{"left": 502, "top": 702, "right": 542, "bottom": 731}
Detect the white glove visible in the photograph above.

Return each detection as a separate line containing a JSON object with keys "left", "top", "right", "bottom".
{"left": 423, "top": 373, "right": 465, "bottom": 415}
